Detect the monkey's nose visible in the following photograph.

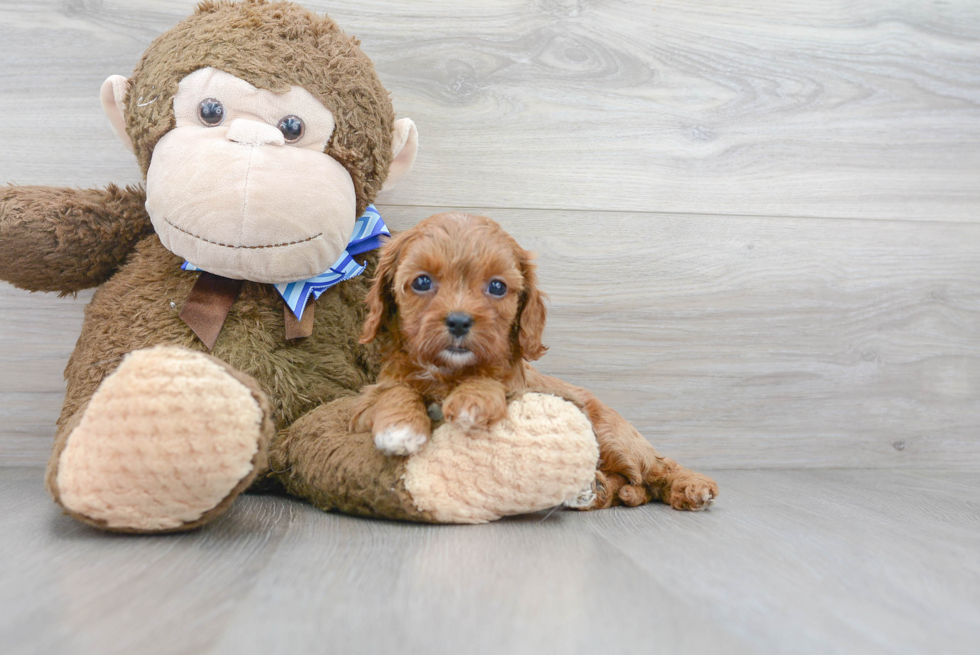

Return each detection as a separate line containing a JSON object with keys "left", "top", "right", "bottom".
{"left": 225, "top": 119, "right": 285, "bottom": 147}
{"left": 445, "top": 312, "right": 473, "bottom": 337}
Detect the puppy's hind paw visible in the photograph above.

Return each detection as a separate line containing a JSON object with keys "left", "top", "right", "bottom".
{"left": 668, "top": 473, "right": 718, "bottom": 511}
{"left": 374, "top": 424, "right": 429, "bottom": 456}
{"left": 563, "top": 480, "right": 597, "bottom": 510}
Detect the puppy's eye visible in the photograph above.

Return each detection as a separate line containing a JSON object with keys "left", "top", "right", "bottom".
{"left": 411, "top": 275, "right": 433, "bottom": 293}
{"left": 277, "top": 115, "right": 305, "bottom": 142}
{"left": 198, "top": 98, "right": 225, "bottom": 126}
{"left": 487, "top": 280, "right": 507, "bottom": 297}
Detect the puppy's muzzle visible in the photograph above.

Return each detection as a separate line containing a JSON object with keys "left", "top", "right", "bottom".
{"left": 445, "top": 312, "right": 473, "bottom": 338}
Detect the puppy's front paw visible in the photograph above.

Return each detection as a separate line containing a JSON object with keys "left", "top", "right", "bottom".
{"left": 374, "top": 424, "right": 429, "bottom": 456}
{"left": 349, "top": 399, "right": 375, "bottom": 433}
{"left": 443, "top": 390, "right": 507, "bottom": 430}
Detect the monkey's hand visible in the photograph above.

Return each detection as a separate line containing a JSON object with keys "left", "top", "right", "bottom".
{"left": 0, "top": 184, "right": 151, "bottom": 293}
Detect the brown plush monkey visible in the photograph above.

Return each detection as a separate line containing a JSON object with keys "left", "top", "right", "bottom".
{"left": 0, "top": 1, "right": 715, "bottom": 533}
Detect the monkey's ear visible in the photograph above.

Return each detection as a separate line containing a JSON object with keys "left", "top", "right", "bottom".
{"left": 381, "top": 118, "right": 418, "bottom": 191}
{"left": 100, "top": 75, "right": 134, "bottom": 153}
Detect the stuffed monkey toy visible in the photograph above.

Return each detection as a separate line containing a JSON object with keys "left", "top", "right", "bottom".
{"left": 0, "top": 0, "right": 716, "bottom": 532}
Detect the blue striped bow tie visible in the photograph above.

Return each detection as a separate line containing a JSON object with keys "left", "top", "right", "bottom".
{"left": 182, "top": 205, "right": 390, "bottom": 320}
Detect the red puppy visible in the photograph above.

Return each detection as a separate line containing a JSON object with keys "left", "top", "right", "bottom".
{"left": 351, "top": 213, "right": 718, "bottom": 511}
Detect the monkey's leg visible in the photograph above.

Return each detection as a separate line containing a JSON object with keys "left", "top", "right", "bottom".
{"left": 46, "top": 345, "right": 274, "bottom": 533}
{"left": 269, "top": 393, "right": 599, "bottom": 524}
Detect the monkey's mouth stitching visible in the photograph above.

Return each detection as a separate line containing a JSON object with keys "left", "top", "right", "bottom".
{"left": 163, "top": 217, "right": 323, "bottom": 250}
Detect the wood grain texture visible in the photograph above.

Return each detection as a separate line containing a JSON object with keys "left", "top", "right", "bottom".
{"left": 0, "top": 286, "right": 91, "bottom": 466}
{"left": 382, "top": 207, "right": 980, "bottom": 469}
{"left": 0, "top": 1, "right": 979, "bottom": 220}
{"left": 3, "top": 207, "right": 977, "bottom": 468}
{"left": 1, "top": 467, "right": 978, "bottom": 655}
{"left": 0, "top": 2, "right": 978, "bottom": 468}
{"left": 1, "top": 5, "right": 977, "bottom": 652}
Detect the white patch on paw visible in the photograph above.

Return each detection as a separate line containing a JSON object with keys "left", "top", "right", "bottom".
{"left": 374, "top": 424, "right": 428, "bottom": 455}
{"left": 691, "top": 489, "right": 715, "bottom": 511}
{"left": 564, "top": 483, "right": 596, "bottom": 509}
{"left": 453, "top": 410, "right": 475, "bottom": 427}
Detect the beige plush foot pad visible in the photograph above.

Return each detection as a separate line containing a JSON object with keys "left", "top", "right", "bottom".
{"left": 56, "top": 346, "right": 269, "bottom": 531}
{"left": 403, "top": 393, "right": 599, "bottom": 524}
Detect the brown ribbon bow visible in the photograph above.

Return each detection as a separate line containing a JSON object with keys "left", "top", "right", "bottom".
{"left": 180, "top": 271, "right": 314, "bottom": 350}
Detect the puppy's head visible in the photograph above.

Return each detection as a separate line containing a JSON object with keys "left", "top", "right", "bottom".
{"left": 361, "top": 213, "right": 547, "bottom": 370}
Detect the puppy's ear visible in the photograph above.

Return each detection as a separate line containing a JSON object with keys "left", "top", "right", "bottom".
{"left": 360, "top": 231, "right": 412, "bottom": 344}
{"left": 515, "top": 248, "right": 548, "bottom": 361}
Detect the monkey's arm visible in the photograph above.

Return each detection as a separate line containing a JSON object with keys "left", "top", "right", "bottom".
{"left": 0, "top": 184, "right": 152, "bottom": 293}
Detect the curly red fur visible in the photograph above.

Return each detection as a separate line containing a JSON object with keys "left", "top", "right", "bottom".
{"left": 352, "top": 213, "right": 537, "bottom": 438}
{"left": 353, "top": 212, "right": 720, "bottom": 511}
{"left": 359, "top": 213, "right": 543, "bottom": 397}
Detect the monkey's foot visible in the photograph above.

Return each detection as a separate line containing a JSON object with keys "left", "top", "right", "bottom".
{"left": 49, "top": 346, "right": 274, "bottom": 533}
{"left": 403, "top": 393, "right": 599, "bottom": 523}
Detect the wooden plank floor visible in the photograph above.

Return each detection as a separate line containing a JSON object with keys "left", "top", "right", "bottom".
{"left": 2, "top": 467, "right": 978, "bottom": 655}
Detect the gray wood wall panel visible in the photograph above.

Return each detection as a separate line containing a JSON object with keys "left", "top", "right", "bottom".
{"left": 0, "top": 1, "right": 978, "bottom": 468}
{"left": 2, "top": 1, "right": 980, "bottom": 220}
{"left": 2, "top": 206, "right": 978, "bottom": 468}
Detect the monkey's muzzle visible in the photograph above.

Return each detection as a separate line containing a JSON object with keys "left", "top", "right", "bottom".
{"left": 146, "top": 124, "right": 357, "bottom": 284}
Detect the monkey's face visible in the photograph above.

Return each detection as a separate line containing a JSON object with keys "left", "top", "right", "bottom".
{"left": 140, "top": 68, "right": 355, "bottom": 283}
{"left": 99, "top": 3, "right": 417, "bottom": 284}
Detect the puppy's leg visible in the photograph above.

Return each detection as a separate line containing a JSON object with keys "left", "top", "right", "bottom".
{"left": 523, "top": 367, "right": 718, "bottom": 511}
{"left": 361, "top": 384, "right": 432, "bottom": 456}
{"left": 349, "top": 383, "right": 384, "bottom": 432}
{"left": 442, "top": 378, "right": 509, "bottom": 429}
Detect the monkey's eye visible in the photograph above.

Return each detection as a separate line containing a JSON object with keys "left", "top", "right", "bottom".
{"left": 198, "top": 98, "right": 224, "bottom": 126}
{"left": 487, "top": 280, "right": 508, "bottom": 297}
{"left": 277, "top": 115, "right": 305, "bottom": 142}
{"left": 411, "top": 275, "right": 433, "bottom": 293}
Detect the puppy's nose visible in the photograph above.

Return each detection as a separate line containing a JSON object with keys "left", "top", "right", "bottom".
{"left": 445, "top": 312, "right": 473, "bottom": 337}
